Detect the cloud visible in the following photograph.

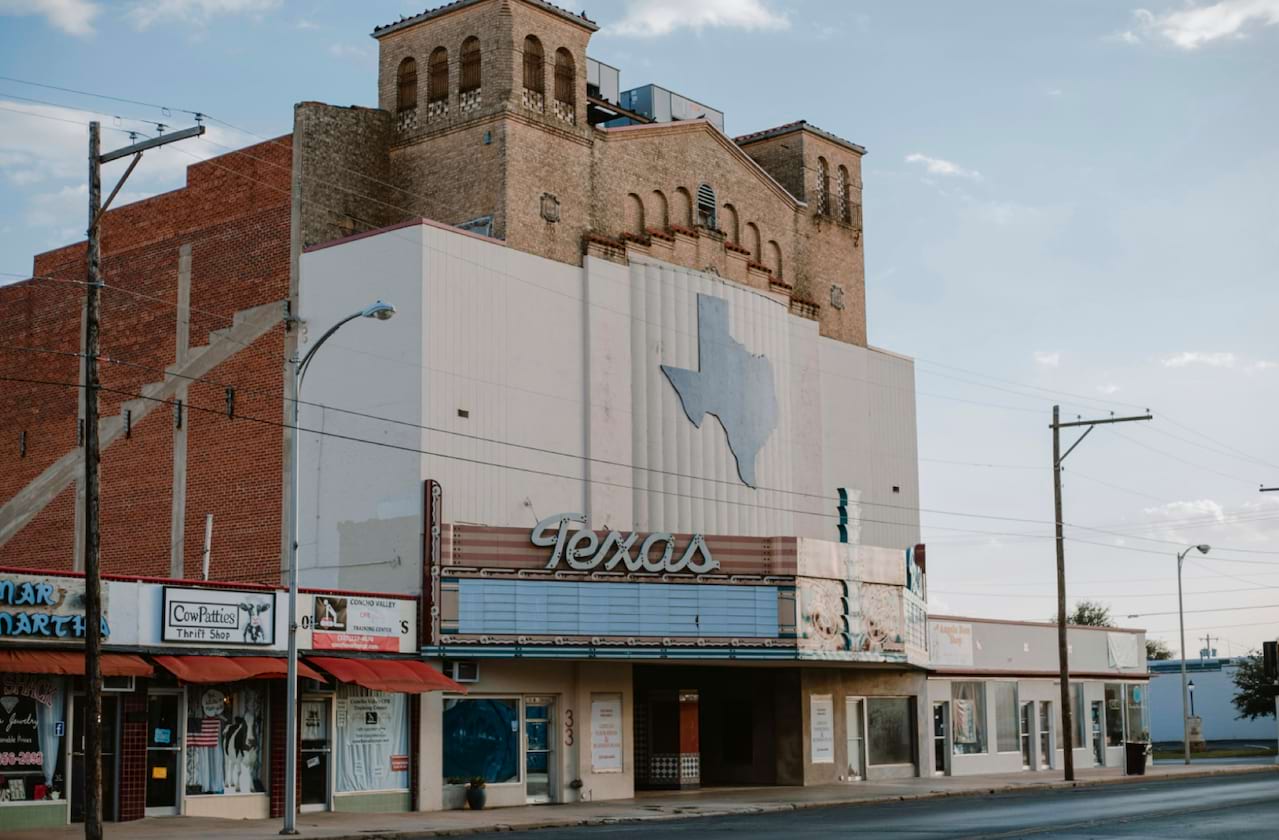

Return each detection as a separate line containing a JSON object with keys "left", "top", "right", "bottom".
{"left": 0, "top": 0, "right": 100, "bottom": 36}
{"left": 605, "top": 0, "right": 789, "bottom": 37}
{"left": 905, "top": 153, "right": 982, "bottom": 180}
{"left": 1097, "top": 383, "right": 1122, "bottom": 394}
{"left": 1116, "top": 0, "right": 1279, "bottom": 49}
{"left": 1033, "top": 351, "right": 1061, "bottom": 368}
{"left": 1161, "top": 351, "right": 1237, "bottom": 368}
{"left": 125, "top": 0, "right": 279, "bottom": 30}
{"left": 328, "top": 43, "right": 372, "bottom": 61}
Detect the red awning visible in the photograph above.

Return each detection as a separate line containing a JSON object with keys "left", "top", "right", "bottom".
{"left": 307, "top": 657, "right": 465, "bottom": 693}
{"left": 0, "top": 649, "right": 153, "bottom": 677}
{"left": 152, "top": 655, "right": 324, "bottom": 684}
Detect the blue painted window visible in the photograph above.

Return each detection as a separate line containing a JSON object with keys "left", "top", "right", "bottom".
{"left": 442, "top": 698, "right": 519, "bottom": 783}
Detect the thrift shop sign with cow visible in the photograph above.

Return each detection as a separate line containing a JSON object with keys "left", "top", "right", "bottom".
{"left": 162, "top": 587, "right": 278, "bottom": 646}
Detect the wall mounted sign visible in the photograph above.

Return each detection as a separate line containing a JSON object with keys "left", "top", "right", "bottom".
{"left": 590, "top": 693, "right": 623, "bottom": 773}
{"left": 810, "top": 694, "right": 834, "bottom": 764}
{"left": 532, "top": 513, "right": 719, "bottom": 575}
{"left": 0, "top": 574, "right": 109, "bottom": 640}
{"left": 929, "top": 621, "right": 974, "bottom": 668}
{"left": 310, "top": 595, "right": 410, "bottom": 653}
{"left": 162, "top": 586, "right": 276, "bottom": 646}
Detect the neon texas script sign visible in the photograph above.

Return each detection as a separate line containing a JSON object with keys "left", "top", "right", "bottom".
{"left": 531, "top": 513, "right": 719, "bottom": 575}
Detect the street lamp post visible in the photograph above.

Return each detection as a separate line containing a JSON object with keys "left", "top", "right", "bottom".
{"left": 282, "top": 300, "right": 396, "bottom": 834}
{"left": 1177, "top": 543, "right": 1210, "bottom": 766}
{"left": 1188, "top": 680, "right": 1196, "bottom": 718}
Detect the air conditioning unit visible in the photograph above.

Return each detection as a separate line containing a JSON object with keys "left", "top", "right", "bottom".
{"left": 444, "top": 660, "right": 479, "bottom": 683}
{"left": 103, "top": 675, "right": 135, "bottom": 693}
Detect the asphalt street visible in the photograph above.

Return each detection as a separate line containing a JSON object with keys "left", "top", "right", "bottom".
{"left": 467, "top": 773, "right": 1279, "bottom": 839}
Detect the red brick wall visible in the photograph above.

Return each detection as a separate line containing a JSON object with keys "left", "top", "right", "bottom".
{"left": 0, "top": 137, "right": 293, "bottom": 585}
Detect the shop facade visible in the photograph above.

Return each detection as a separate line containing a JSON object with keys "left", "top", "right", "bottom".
{"left": 925, "top": 616, "right": 1150, "bottom": 776}
{"left": 0, "top": 569, "right": 453, "bottom": 830}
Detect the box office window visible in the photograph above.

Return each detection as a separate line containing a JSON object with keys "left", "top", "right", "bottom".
{"left": 992, "top": 682, "right": 1019, "bottom": 753}
{"left": 185, "top": 684, "right": 265, "bottom": 795}
{"left": 336, "top": 685, "right": 408, "bottom": 792}
{"left": 1104, "top": 684, "right": 1125, "bottom": 746}
{"left": 867, "top": 697, "right": 914, "bottom": 766}
{"left": 1125, "top": 684, "right": 1149, "bottom": 742}
{"left": 442, "top": 698, "right": 519, "bottom": 784}
{"left": 0, "top": 674, "right": 66, "bottom": 803}
{"left": 951, "top": 682, "right": 987, "bottom": 755}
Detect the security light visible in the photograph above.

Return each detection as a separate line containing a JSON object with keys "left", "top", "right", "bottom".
{"left": 361, "top": 300, "right": 397, "bottom": 320}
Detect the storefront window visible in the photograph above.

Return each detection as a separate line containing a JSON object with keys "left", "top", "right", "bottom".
{"left": 992, "top": 682, "right": 1019, "bottom": 753}
{"left": 866, "top": 697, "right": 914, "bottom": 766}
{"left": 185, "top": 684, "right": 265, "bottom": 795}
{"left": 442, "top": 698, "right": 519, "bottom": 783}
{"left": 1125, "top": 684, "right": 1149, "bottom": 742}
{"left": 951, "top": 681, "right": 986, "bottom": 755}
{"left": 335, "top": 685, "right": 408, "bottom": 792}
{"left": 0, "top": 674, "right": 65, "bottom": 803}
{"left": 1056, "top": 683, "right": 1086, "bottom": 747}
{"left": 1104, "top": 684, "right": 1124, "bottom": 746}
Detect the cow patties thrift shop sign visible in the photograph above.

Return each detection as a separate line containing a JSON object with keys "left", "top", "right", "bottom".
{"left": 162, "top": 587, "right": 276, "bottom": 646}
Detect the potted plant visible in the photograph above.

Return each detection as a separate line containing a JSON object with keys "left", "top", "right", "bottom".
{"left": 466, "top": 776, "right": 487, "bottom": 810}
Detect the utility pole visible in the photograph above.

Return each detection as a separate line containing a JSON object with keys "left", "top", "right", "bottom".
{"left": 1200, "top": 634, "right": 1216, "bottom": 659}
{"left": 1051, "top": 405, "right": 1151, "bottom": 782}
{"left": 83, "top": 120, "right": 202, "bottom": 840}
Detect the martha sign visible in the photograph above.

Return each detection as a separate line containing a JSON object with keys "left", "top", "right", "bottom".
{"left": 531, "top": 513, "right": 719, "bottom": 575}
{"left": 162, "top": 586, "right": 277, "bottom": 646}
{"left": 0, "top": 573, "right": 109, "bottom": 641}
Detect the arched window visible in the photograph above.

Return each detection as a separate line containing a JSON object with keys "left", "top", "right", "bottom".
{"left": 460, "top": 36, "right": 481, "bottom": 94}
{"left": 554, "top": 48, "right": 575, "bottom": 105}
{"left": 721, "top": 203, "right": 739, "bottom": 244}
{"left": 816, "top": 157, "right": 830, "bottom": 216}
{"left": 672, "top": 187, "right": 692, "bottom": 227}
{"left": 523, "top": 36, "right": 544, "bottom": 93}
{"left": 744, "top": 222, "right": 761, "bottom": 262}
{"left": 837, "top": 165, "right": 850, "bottom": 223}
{"left": 767, "top": 240, "right": 783, "bottom": 279}
{"left": 396, "top": 57, "right": 417, "bottom": 112}
{"left": 625, "top": 193, "right": 645, "bottom": 236}
{"left": 649, "top": 190, "right": 668, "bottom": 229}
{"left": 428, "top": 47, "right": 449, "bottom": 104}
{"left": 696, "top": 184, "right": 717, "bottom": 229}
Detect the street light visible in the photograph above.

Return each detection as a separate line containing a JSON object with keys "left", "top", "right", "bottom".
{"left": 1177, "top": 543, "right": 1210, "bottom": 766}
{"left": 283, "top": 300, "right": 396, "bottom": 834}
{"left": 1188, "top": 680, "right": 1196, "bottom": 718}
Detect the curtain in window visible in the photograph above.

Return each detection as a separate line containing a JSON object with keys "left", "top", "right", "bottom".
{"left": 335, "top": 685, "right": 408, "bottom": 792}
{"left": 951, "top": 681, "right": 986, "bottom": 754}
{"left": 993, "top": 682, "right": 1019, "bottom": 753}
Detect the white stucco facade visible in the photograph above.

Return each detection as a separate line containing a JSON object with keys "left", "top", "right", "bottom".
{"left": 296, "top": 220, "right": 921, "bottom": 595}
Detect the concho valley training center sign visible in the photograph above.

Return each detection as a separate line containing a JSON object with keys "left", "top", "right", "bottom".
{"left": 309, "top": 595, "right": 413, "bottom": 653}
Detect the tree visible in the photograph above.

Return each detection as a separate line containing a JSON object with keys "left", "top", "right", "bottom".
{"left": 1231, "top": 652, "right": 1277, "bottom": 720}
{"left": 1053, "top": 600, "right": 1114, "bottom": 627}
{"left": 1146, "top": 638, "right": 1173, "bottom": 660}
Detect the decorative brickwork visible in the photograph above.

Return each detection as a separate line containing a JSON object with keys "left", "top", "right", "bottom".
{"left": 118, "top": 689, "right": 148, "bottom": 821}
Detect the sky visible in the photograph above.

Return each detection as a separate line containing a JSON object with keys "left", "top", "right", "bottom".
{"left": 1, "top": 0, "right": 1277, "bottom": 655}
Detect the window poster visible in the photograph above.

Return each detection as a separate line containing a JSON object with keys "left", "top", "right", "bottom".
{"left": 810, "top": 694, "right": 834, "bottom": 764}
{"left": 335, "top": 687, "right": 407, "bottom": 792}
{"left": 590, "top": 693, "right": 623, "bottom": 773}
{"left": 953, "top": 699, "right": 977, "bottom": 744}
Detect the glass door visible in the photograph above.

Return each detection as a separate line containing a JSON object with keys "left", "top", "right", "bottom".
{"left": 71, "top": 694, "right": 119, "bottom": 822}
{"left": 300, "top": 698, "right": 331, "bottom": 812}
{"left": 1038, "top": 702, "right": 1052, "bottom": 769}
{"left": 146, "top": 693, "right": 181, "bottom": 816}
{"left": 931, "top": 701, "right": 948, "bottom": 775}
{"left": 844, "top": 697, "right": 865, "bottom": 781}
{"left": 1090, "top": 701, "right": 1104, "bottom": 766}
{"left": 524, "top": 698, "right": 555, "bottom": 803}
{"left": 1019, "top": 702, "right": 1033, "bottom": 769}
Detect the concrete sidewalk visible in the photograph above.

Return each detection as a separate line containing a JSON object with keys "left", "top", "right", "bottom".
{"left": 8, "top": 763, "right": 1276, "bottom": 840}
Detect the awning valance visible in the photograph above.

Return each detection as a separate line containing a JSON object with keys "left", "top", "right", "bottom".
{"left": 0, "top": 650, "right": 153, "bottom": 677}
{"left": 307, "top": 657, "right": 465, "bottom": 693}
{"left": 152, "top": 655, "right": 324, "bottom": 684}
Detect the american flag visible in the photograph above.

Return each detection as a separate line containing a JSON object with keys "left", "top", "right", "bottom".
{"left": 188, "top": 717, "right": 221, "bottom": 747}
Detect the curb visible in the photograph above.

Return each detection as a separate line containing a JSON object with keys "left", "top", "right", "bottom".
{"left": 314, "top": 765, "right": 1279, "bottom": 839}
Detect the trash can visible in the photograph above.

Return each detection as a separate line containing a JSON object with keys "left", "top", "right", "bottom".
{"left": 1124, "top": 741, "right": 1149, "bottom": 775}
